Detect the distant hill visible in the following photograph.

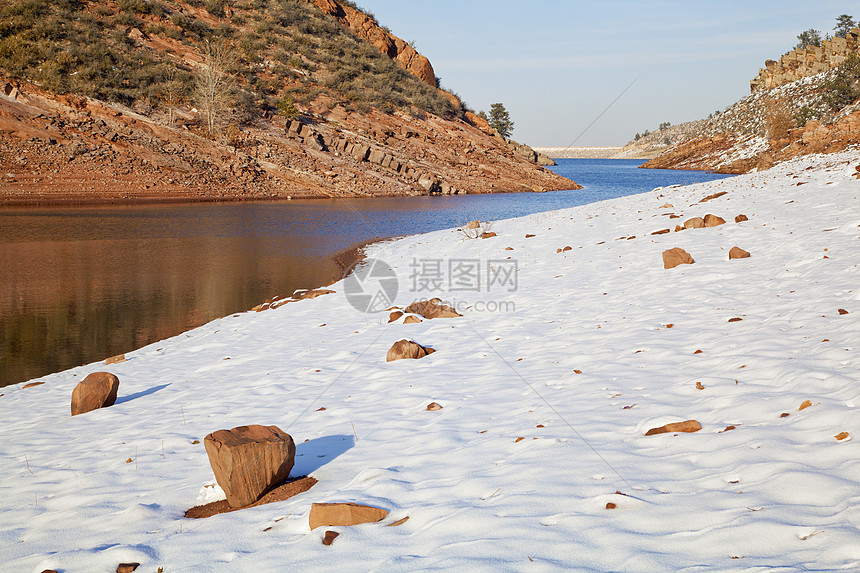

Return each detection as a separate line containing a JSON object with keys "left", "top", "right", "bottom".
{"left": 642, "top": 27, "right": 860, "bottom": 173}
{"left": 0, "top": 0, "right": 572, "bottom": 203}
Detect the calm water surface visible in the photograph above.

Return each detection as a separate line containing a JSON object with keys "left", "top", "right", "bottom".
{"left": 0, "top": 159, "right": 732, "bottom": 386}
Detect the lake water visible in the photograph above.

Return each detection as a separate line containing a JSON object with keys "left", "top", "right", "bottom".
{"left": 0, "top": 159, "right": 732, "bottom": 386}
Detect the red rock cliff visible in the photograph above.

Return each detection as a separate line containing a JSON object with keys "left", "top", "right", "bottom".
{"left": 309, "top": 0, "right": 437, "bottom": 87}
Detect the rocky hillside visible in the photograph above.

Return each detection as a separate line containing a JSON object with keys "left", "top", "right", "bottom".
{"left": 0, "top": 0, "right": 572, "bottom": 204}
{"left": 642, "top": 30, "right": 860, "bottom": 174}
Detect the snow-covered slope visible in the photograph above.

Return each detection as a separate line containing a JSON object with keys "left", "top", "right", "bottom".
{"left": 2, "top": 151, "right": 859, "bottom": 572}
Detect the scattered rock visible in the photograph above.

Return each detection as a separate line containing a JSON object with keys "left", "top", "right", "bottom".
{"left": 71, "top": 372, "right": 120, "bottom": 416}
{"left": 386, "top": 339, "right": 435, "bottom": 361}
{"left": 703, "top": 214, "right": 726, "bottom": 227}
{"left": 838, "top": 308, "right": 849, "bottom": 315}
{"left": 684, "top": 217, "right": 705, "bottom": 229}
{"left": 22, "top": 381, "right": 44, "bottom": 389}
{"left": 735, "top": 214, "right": 749, "bottom": 223}
{"left": 729, "top": 246, "right": 750, "bottom": 259}
{"left": 695, "top": 382, "right": 705, "bottom": 390}
{"left": 652, "top": 228, "right": 671, "bottom": 235}
{"left": 659, "top": 203, "right": 673, "bottom": 208}
{"left": 404, "top": 299, "right": 461, "bottom": 319}
{"left": 403, "top": 315, "right": 422, "bottom": 324}
{"left": 700, "top": 191, "right": 727, "bottom": 202}
{"left": 728, "top": 317, "right": 743, "bottom": 322}
{"left": 835, "top": 432, "right": 850, "bottom": 441}
{"left": 203, "top": 425, "right": 296, "bottom": 509}
{"left": 674, "top": 225, "right": 684, "bottom": 232}
{"left": 322, "top": 530, "right": 340, "bottom": 545}
{"left": 780, "top": 412, "right": 790, "bottom": 418}
{"left": 694, "top": 349, "right": 703, "bottom": 354}
{"left": 525, "top": 234, "right": 535, "bottom": 238}
{"left": 481, "top": 231, "right": 497, "bottom": 239}
{"left": 186, "top": 476, "right": 317, "bottom": 518}
{"left": 308, "top": 502, "right": 388, "bottom": 530}
{"left": 662, "top": 247, "right": 695, "bottom": 269}
{"left": 293, "top": 289, "right": 335, "bottom": 300}
{"left": 605, "top": 502, "right": 617, "bottom": 509}
{"left": 116, "top": 564, "right": 140, "bottom": 573}
{"left": 105, "top": 354, "right": 126, "bottom": 365}
{"left": 388, "top": 516, "right": 409, "bottom": 527}
{"left": 645, "top": 420, "right": 702, "bottom": 435}
{"left": 388, "top": 310, "right": 404, "bottom": 323}
{"left": 798, "top": 400, "right": 812, "bottom": 411}
{"left": 426, "top": 402, "right": 443, "bottom": 411}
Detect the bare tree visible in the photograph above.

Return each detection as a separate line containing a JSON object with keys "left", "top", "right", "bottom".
{"left": 163, "top": 68, "right": 183, "bottom": 126}
{"left": 196, "top": 40, "right": 231, "bottom": 135}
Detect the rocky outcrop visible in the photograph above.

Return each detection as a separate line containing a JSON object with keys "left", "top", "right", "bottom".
{"left": 204, "top": 425, "right": 296, "bottom": 509}
{"left": 309, "top": 0, "right": 436, "bottom": 87}
{"left": 751, "top": 28, "right": 860, "bottom": 91}
{"left": 71, "top": 372, "right": 120, "bottom": 416}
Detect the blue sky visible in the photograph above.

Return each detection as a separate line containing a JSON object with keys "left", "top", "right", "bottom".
{"left": 355, "top": 1, "right": 859, "bottom": 146}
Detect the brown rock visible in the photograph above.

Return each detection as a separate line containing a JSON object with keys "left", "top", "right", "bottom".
{"left": 735, "top": 214, "right": 749, "bottom": 223}
{"left": 645, "top": 420, "right": 702, "bottom": 435}
{"left": 186, "top": 476, "right": 317, "bottom": 518}
{"left": 386, "top": 339, "right": 434, "bottom": 361}
{"left": 403, "top": 315, "right": 422, "bottom": 324}
{"left": 309, "top": 502, "right": 388, "bottom": 529}
{"left": 293, "top": 289, "right": 335, "bottom": 300}
{"left": 105, "top": 354, "right": 126, "bottom": 365}
{"left": 116, "top": 564, "right": 140, "bottom": 573}
{"left": 204, "top": 425, "right": 296, "bottom": 509}
{"left": 838, "top": 308, "right": 849, "bottom": 315}
{"left": 703, "top": 214, "right": 726, "bottom": 227}
{"left": 798, "top": 399, "right": 812, "bottom": 411}
{"left": 699, "top": 191, "right": 728, "bottom": 202}
{"left": 388, "top": 310, "right": 404, "bottom": 323}
{"left": 695, "top": 382, "right": 705, "bottom": 390}
{"left": 465, "top": 220, "right": 481, "bottom": 230}
{"left": 835, "top": 432, "right": 850, "bottom": 441}
{"left": 388, "top": 516, "right": 409, "bottom": 527}
{"left": 728, "top": 317, "right": 743, "bottom": 322}
{"left": 404, "top": 299, "right": 462, "bottom": 319}
{"left": 426, "top": 402, "right": 442, "bottom": 411}
{"left": 22, "top": 381, "right": 45, "bottom": 389}
{"left": 684, "top": 217, "right": 706, "bottom": 229}
{"left": 605, "top": 502, "right": 617, "bottom": 509}
{"left": 481, "top": 231, "right": 497, "bottom": 239}
{"left": 729, "top": 246, "right": 751, "bottom": 260}
{"left": 71, "top": 372, "right": 120, "bottom": 416}
{"left": 322, "top": 530, "right": 340, "bottom": 545}
{"left": 662, "top": 248, "right": 694, "bottom": 269}
{"left": 674, "top": 225, "right": 684, "bottom": 232}
{"left": 525, "top": 234, "right": 535, "bottom": 238}
{"left": 651, "top": 228, "right": 671, "bottom": 235}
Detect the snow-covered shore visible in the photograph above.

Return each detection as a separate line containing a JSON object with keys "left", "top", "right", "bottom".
{"left": 2, "top": 151, "right": 859, "bottom": 572}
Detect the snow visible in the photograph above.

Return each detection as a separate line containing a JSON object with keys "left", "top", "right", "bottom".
{"left": 2, "top": 151, "right": 859, "bottom": 572}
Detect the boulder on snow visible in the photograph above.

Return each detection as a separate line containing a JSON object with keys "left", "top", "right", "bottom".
{"left": 662, "top": 248, "right": 694, "bottom": 269}
{"left": 645, "top": 420, "right": 702, "bottom": 435}
{"left": 703, "top": 214, "right": 726, "bottom": 227}
{"left": 404, "top": 299, "right": 462, "bottom": 319}
{"left": 204, "top": 425, "right": 296, "bottom": 509}
{"left": 735, "top": 214, "right": 748, "bottom": 223}
{"left": 386, "top": 339, "right": 435, "bottom": 362}
{"left": 71, "top": 372, "right": 120, "bottom": 416}
{"left": 309, "top": 502, "right": 388, "bottom": 530}
{"left": 729, "top": 246, "right": 750, "bottom": 259}
{"left": 684, "top": 217, "right": 705, "bottom": 229}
